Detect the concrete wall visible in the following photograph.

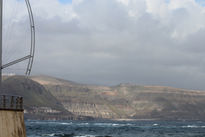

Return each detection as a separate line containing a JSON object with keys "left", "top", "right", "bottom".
{"left": 0, "top": 110, "right": 26, "bottom": 137}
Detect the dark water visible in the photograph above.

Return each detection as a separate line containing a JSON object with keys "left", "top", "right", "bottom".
{"left": 26, "top": 120, "right": 205, "bottom": 137}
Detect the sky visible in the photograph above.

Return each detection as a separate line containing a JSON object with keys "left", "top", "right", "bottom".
{"left": 59, "top": 0, "right": 72, "bottom": 4}
{"left": 3, "top": 0, "right": 205, "bottom": 90}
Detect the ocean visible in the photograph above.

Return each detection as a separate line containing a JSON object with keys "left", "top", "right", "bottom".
{"left": 26, "top": 120, "right": 205, "bottom": 137}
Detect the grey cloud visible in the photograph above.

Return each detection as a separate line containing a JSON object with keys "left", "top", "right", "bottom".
{"left": 5, "top": 0, "right": 205, "bottom": 90}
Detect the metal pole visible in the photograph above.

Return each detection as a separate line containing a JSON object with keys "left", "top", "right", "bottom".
{"left": 0, "top": 0, "right": 2, "bottom": 90}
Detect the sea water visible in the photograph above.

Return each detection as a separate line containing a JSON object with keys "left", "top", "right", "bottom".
{"left": 26, "top": 120, "right": 205, "bottom": 137}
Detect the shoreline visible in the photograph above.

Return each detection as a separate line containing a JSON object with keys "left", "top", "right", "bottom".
{"left": 112, "top": 118, "right": 158, "bottom": 121}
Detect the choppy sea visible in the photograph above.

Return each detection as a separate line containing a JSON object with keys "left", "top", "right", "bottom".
{"left": 26, "top": 120, "right": 205, "bottom": 137}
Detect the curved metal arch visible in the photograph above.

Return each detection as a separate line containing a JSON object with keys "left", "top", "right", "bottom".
{"left": 1, "top": 0, "right": 35, "bottom": 75}
{"left": 25, "top": 0, "right": 35, "bottom": 75}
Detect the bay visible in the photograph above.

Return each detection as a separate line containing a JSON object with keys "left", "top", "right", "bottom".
{"left": 26, "top": 120, "right": 205, "bottom": 137}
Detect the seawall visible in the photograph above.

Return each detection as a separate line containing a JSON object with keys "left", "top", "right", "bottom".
{"left": 0, "top": 110, "right": 26, "bottom": 137}
{"left": 0, "top": 95, "right": 26, "bottom": 137}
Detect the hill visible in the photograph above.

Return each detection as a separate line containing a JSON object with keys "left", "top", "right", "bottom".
{"left": 31, "top": 75, "right": 205, "bottom": 120}
{"left": 1, "top": 76, "right": 75, "bottom": 120}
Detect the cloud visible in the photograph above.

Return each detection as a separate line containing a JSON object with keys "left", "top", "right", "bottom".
{"left": 3, "top": 0, "right": 205, "bottom": 90}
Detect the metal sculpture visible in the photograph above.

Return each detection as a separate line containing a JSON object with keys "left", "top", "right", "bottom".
{"left": 0, "top": 0, "right": 35, "bottom": 86}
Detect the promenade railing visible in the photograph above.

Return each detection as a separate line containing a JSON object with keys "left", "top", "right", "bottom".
{"left": 0, "top": 95, "right": 23, "bottom": 111}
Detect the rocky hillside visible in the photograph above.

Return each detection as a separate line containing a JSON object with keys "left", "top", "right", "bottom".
{"left": 31, "top": 75, "right": 205, "bottom": 120}
{"left": 1, "top": 76, "right": 75, "bottom": 120}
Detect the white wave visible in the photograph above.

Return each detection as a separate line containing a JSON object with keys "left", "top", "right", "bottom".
{"left": 126, "top": 123, "right": 134, "bottom": 126}
{"left": 181, "top": 125, "right": 205, "bottom": 128}
{"left": 153, "top": 124, "right": 158, "bottom": 126}
{"left": 60, "top": 122, "right": 72, "bottom": 125}
{"left": 112, "top": 123, "right": 121, "bottom": 126}
{"left": 78, "top": 123, "right": 89, "bottom": 126}
{"left": 42, "top": 132, "right": 69, "bottom": 136}
{"left": 94, "top": 123, "right": 117, "bottom": 126}
{"left": 42, "top": 133, "right": 55, "bottom": 136}
{"left": 27, "top": 121, "right": 57, "bottom": 125}
{"left": 93, "top": 123, "right": 133, "bottom": 127}
{"left": 27, "top": 121, "right": 74, "bottom": 126}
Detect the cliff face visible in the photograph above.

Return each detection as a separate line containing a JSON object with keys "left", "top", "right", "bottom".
{"left": 1, "top": 76, "right": 75, "bottom": 120}
{"left": 4, "top": 75, "right": 205, "bottom": 120}
{"left": 31, "top": 76, "right": 205, "bottom": 120}
{"left": 31, "top": 76, "right": 134, "bottom": 119}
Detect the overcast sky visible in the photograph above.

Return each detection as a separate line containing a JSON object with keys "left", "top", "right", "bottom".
{"left": 4, "top": 0, "right": 205, "bottom": 90}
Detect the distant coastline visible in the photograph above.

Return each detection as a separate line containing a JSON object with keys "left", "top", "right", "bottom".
{"left": 2, "top": 75, "right": 205, "bottom": 121}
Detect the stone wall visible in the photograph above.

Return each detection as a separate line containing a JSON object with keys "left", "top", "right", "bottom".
{"left": 0, "top": 110, "right": 26, "bottom": 137}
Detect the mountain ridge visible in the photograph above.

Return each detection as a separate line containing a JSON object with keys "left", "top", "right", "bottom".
{"left": 30, "top": 75, "right": 205, "bottom": 120}
{"left": 1, "top": 74, "right": 205, "bottom": 120}
{"left": 1, "top": 75, "right": 93, "bottom": 120}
